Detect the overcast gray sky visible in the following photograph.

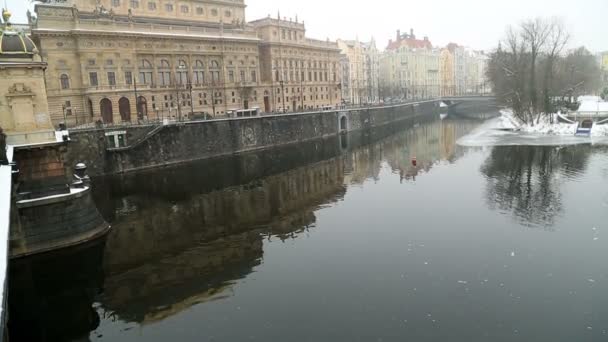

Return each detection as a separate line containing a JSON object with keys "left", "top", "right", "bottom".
{"left": 7, "top": 0, "right": 608, "bottom": 52}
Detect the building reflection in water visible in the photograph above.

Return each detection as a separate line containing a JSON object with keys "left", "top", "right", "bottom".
{"left": 480, "top": 145, "right": 594, "bottom": 228}
{"left": 93, "top": 137, "right": 348, "bottom": 325}
{"left": 8, "top": 115, "right": 487, "bottom": 339}
{"left": 342, "top": 118, "right": 482, "bottom": 184}
{"left": 8, "top": 238, "right": 106, "bottom": 342}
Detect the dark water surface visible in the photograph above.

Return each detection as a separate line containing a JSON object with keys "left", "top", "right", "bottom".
{"left": 9, "top": 115, "right": 608, "bottom": 341}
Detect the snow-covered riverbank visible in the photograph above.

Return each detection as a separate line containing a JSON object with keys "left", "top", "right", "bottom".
{"left": 496, "top": 110, "right": 608, "bottom": 137}
{"left": 457, "top": 111, "right": 608, "bottom": 147}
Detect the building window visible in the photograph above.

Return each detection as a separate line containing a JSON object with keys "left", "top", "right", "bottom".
{"left": 228, "top": 70, "right": 234, "bottom": 83}
{"left": 125, "top": 71, "right": 133, "bottom": 84}
{"left": 148, "top": 2, "right": 156, "bottom": 10}
{"left": 196, "top": 7, "right": 203, "bottom": 15}
{"left": 211, "top": 8, "right": 218, "bottom": 16}
{"left": 224, "top": 10, "right": 231, "bottom": 17}
{"left": 165, "top": 3, "right": 173, "bottom": 11}
{"left": 180, "top": 5, "right": 189, "bottom": 13}
{"left": 60, "top": 74, "right": 70, "bottom": 89}
{"left": 89, "top": 72, "right": 98, "bottom": 86}
{"left": 88, "top": 59, "right": 96, "bottom": 66}
{"left": 251, "top": 71, "right": 257, "bottom": 82}
{"left": 240, "top": 70, "right": 245, "bottom": 82}
{"left": 129, "top": 0, "right": 139, "bottom": 8}
{"left": 112, "top": 0, "right": 120, "bottom": 7}
{"left": 211, "top": 71, "right": 220, "bottom": 82}
{"left": 108, "top": 72, "right": 116, "bottom": 86}
{"left": 106, "top": 59, "right": 113, "bottom": 66}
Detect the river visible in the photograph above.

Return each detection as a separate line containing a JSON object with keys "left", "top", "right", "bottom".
{"left": 8, "top": 114, "right": 608, "bottom": 341}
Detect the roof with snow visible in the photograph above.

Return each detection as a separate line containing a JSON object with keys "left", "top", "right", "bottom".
{"left": 577, "top": 100, "right": 608, "bottom": 116}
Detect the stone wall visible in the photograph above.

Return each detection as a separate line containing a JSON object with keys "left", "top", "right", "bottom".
{"left": 67, "top": 101, "right": 439, "bottom": 176}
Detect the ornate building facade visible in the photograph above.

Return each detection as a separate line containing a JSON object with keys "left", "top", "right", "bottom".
{"left": 379, "top": 29, "right": 440, "bottom": 100}
{"left": 0, "top": 8, "right": 55, "bottom": 144}
{"left": 337, "top": 38, "right": 379, "bottom": 105}
{"left": 27, "top": 0, "right": 341, "bottom": 126}
{"left": 251, "top": 15, "right": 342, "bottom": 112}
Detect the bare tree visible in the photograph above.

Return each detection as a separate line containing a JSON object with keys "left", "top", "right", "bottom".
{"left": 521, "top": 18, "right": 551, "bottom": 119}
{"left": 541, "top": 18, "right": 569, "bottom": 122}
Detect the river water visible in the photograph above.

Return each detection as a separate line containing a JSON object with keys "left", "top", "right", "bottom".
{"left": 8, "top": 114, "right": 608, "bottom": 341}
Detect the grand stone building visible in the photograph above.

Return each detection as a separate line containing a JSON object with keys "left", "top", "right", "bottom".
{"left": 28, "top": 0, "right": 342, "bottom": 126}
{"left": 251, "top": 15, "right": 342, "bottom": 112}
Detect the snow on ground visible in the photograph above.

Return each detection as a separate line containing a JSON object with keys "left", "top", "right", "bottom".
{"left": 0, "top": 149, "right": 12, "bottom": 321}
{"left": 458, "top": 110, "right": 608, "bottom": 147}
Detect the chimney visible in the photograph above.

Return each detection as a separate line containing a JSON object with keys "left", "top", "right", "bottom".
{"left": 396, "top": 30, "right": 401, "bottom": 42}
{"left": 410, "top": 28, "right": 414, "bottom": 38}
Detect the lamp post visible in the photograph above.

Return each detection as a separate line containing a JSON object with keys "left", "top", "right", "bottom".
{"left": 174, "top": 72, "right": 182, "bottom": 121}
{"left": 133, "top": 75, "right": 139, "bottom": 120}
{"left": 280, "top": 80, "right": 285, "bottom": 113}
{"left": 62, "top": 104, "right": 67, "bottom": 129}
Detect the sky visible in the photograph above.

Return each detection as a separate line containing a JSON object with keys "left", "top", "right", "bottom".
{"left": 6, "top": 0, "right": 608, "bottom": 53}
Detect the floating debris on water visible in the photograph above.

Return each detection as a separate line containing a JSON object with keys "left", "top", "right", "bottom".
{"left": 511, "top": 251, "right": 516, "bottom": 257}
{"left": 457, "top": 280, "right": 468, "bottom": 284}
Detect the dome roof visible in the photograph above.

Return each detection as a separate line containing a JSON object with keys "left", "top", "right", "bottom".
{"left": 0, "top": 30, "right": 37, "bottom": 58}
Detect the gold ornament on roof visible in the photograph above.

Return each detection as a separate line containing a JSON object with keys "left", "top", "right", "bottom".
{"left": 2, "top": 8, "right": 10, "bottom": 24}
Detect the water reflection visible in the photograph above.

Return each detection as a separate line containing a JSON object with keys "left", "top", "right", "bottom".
{"left": 9, "top": 114, "right": 489, "bottom": 341}
{"left": 8, "top": 238, "right": 106, "bottom": 342}
{"left": 480, "top": 145, "right": 594, "bottom": 227}
{"left": 92, "top": 116, "right": 481, "bottom": 326}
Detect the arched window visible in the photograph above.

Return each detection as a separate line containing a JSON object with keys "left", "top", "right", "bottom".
{"left": 210, "top": 60, "right": 220, "bottom": 83}
{"left": 140, "top": 59, "right": 153, "bottom": 68}
{"left": 193, "top": 60, "right": 205, "bottom": 85}
{"left": 60, "top": 74, "right": 70, "bottom": 89}
{"left": 160, "top": 59, "right": 171, "bottom": 68}
{"left": 158, "top": 59, "right": 171, "bottom": 86}
{"left": 177, "top": 60, "right": 188, "bottom": 85}
{"left": 139, "top": 59, "right": 153, "bottom": 85}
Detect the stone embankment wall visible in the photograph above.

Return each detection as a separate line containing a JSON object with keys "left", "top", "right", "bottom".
{"left": 67, "top": 101, "right": 439, "bottom": 176}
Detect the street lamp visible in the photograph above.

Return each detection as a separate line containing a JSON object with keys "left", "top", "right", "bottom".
{"left": 279, "top": 80, "right": 285, "bottom": 113}
{"left": 177, "top": 64, "right": 194, "bottom": 120}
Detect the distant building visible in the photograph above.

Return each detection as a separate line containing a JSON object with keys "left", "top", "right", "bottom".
{"left": 380, "top": 29, "right": 440, "bottom": 100}
{"left": 339, "top": 54, "right": 350, "bottom": 105}
{"left": 16, "top": 0, "right": 342, "bottom": 127}
{"left": 447, "top": 43, "right": 466, "bottom": 96}
{"left": 251, "top": 15, "right": 342, "bottom": 112}
{"left": 464, "top": 49, "right": 490, "bottom": 94}
{"left": 600, "top": 52, "right": 608, "bottom": 90}
{"left": 337, "top": 38, "right": 379, "bottom": 105}
{"left": 439, "top": 49, "right": 454, "bottom": 96}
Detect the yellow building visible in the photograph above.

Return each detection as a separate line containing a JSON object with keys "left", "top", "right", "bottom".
{"left": 251, "top": 15, "right": 342, "bottom": 112}
{"left": 440, "top": 49, "right": 454, "bottom": 96}
{"left": 379, "top": 29, "right": 440, "bottom": 100}
{"left": 0, "top": 8, "right": 55, "bottom": 144}
{"left": 337, "top": 38, "right": 379, "bottom": 105}
{"left": 27, "top": 1, "right": 341, "bottom": 126}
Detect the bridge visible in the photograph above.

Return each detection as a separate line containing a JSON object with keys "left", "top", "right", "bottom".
{"left": 440, "top": 96, "right": 501, "bottom": 119}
